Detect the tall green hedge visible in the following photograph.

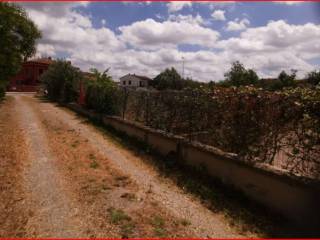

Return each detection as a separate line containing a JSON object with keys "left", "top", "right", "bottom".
{"left": 41, "top": 60, "right": 82, "bottom": 103}
{"left": 85, "top": 68, "right": 121, "bottom": 115}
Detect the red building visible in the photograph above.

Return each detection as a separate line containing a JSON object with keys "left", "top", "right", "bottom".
{"left": 8, "top": 57, "right": 53, "bottom": 92}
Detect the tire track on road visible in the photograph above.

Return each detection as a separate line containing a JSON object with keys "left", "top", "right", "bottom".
{"left": 13, "top": 93, "right": 87, "bottom": 238}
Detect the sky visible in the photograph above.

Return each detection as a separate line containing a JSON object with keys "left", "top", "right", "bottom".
{"left": 19, "top": 1, "right": 320, "bottom": 82}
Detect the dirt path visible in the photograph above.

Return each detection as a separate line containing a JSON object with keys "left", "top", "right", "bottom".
{"left": 1, "top": 93, "right": 255, "bottom": 238}
{"left": 13, "top": 93, "right": 91, "bottom": 238}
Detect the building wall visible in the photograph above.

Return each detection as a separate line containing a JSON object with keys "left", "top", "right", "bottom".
{"left": 120, "top": 75, "right": 149, "bottom": 88}
{"left": 66, "top": 102, "right": 320, "bottom": 231}
{"left": 8, "top": 62, "right": 50, "bottom": 92}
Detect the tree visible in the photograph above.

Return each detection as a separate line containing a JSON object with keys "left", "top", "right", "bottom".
{"left": 0, "top": 3, "right": 41, "bottom": 97}
{"left": 89, "top": 68, "right": 113, "bottom": 84}
{"left": 85, "top": 68, "right": 120, "bottom": 115}
{"left": 306, "top": 70, "right": 320, "bottom": 86}
{"left": 152, "top": 67, "right": 184, "bottom": 90}
{"left": 278, "top": 70, "right": 297, "bottom": 88}
{"left": 222, "top": 61, "right": 259, "bottom": 87}
{"left": 41, "top": 60, "right": 82, "bottom": 103}
{"left": 183, "top": 77, "right": 207, "bottom": 89}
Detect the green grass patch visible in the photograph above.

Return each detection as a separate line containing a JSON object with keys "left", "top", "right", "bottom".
{"left": 90, "top": 161, "right": 99, "bottom": 169}
{"left": 108, "top": 207, "right": 131, "bottom": 225}
{"left": 151, "top": 216, "right": 167, "bottom": 237}
{"left": 179, "top": 218, "right": 191, "bottom": 226}
{"left": 120, "top": 222, "right": 135, "bottom": 238}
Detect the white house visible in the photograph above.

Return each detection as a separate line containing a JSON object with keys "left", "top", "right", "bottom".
{"left": 119, "top": 74, "right": 152, "bottom": 88}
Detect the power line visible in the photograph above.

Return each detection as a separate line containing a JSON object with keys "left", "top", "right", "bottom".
{"left": 182, "top": 56, "right": 185, "bottom": 79}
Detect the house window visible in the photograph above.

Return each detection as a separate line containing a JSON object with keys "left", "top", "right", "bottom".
{"left": 129, "top": 80, "right": 132, "bottom": 85}
{"left": 139, "top": 81, "right": 142, "bottom": 87}
{"left": 123, "top": 81, "right": 126, "bottom": 85}
{"left": 39, "top": 69, "right": 44, "bottom": 75}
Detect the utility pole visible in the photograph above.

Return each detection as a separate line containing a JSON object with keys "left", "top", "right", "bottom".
{"left": 182, "top": 56, "right": 185, "bottom": 79}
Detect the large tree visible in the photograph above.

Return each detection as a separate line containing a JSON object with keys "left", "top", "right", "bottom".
{"left": 85, "top": 68, "right": 120, "bottom": 115}
{"left": 0, "top": 2, "right": 41, "bottom": 97}
{"left": 152, "top": 67, "right": 184, "bottom": 90}
{"left": 306, "top": 70, "right": 320, "bottom": 86}
{"left": 222, "top": 61, "right": 259, "bottom": 87}
{"left": 277, "top": 69, "right": 297, "bottom": 89}
{"left": 41, "top": 60, "right": 82, "bottom": 103}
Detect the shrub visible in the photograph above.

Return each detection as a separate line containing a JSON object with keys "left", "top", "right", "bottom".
{"left": 85, "top": 68, "right": 121, "bottom": 115}
{"left": 306, "top": 70, "right": 320, "bottom": 86}
{"left": 279, "top": 87, "right": 320, "bottom": 177}
{"left": 41, "top": 60, "right": 82, "bottom": 103}
{"left": 152, "top": 67, "right": 184, "bottom": 90}
{"left": 221, "top": 61, "right": 259, "bottom": 87}
{"left": 277, "top": 70, "right": 297, "bottom": 88}
{"left": 120, "top": 86, "right": 320, "bottom": 178}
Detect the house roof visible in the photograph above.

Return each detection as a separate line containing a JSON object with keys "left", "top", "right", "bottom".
{"left": 134, "top": 74, "right": 152, "bottom": 81}
{"left": 121, "top": 73, "right": 152, "bottom": 81}
{"left": 26, "top": 57, "right": 54, "bottom": 65}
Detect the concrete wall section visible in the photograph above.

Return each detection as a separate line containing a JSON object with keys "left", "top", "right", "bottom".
{"left": 66, "top": 103, "right": 320, "bottom": 229}
{"left": 180, "top": 141, "right": 320, "bottom": 227}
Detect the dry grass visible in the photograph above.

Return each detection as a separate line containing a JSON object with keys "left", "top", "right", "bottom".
{"left": 28, "top": 97, "right": 193, "bottom": 238}
{"left": 0, "top": 97, "right": 29, "bottom": 237}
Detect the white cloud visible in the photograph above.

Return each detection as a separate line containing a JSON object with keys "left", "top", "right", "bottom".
{"left": 194, "top": 1, "right": 236, "bottom": 10}
{"left": 25, "top": 4, "right": 123, "bottom": 58}
{"left": 168, "top": 14, "right": 204, "bottom": 25}
{"left": 166, "top": 1, "right": 236, "bottom": 13}
{"left": 167, "top": 1, "right": 192, "bottom": 12}
{"left": 119, "top": 18, "right": 220, "bottom": 50}
{"left": 21, "top": 4, "right": 320, "bottom": 82}
{"left": 22, "top": 4, "right": 223, "bottom": 81}
{"left": 237, "top": 20, "right": 320, "bottom": 52}
{"left": 155, "top": 13, "right": 164, "bottom": 20}
{"left": 19, "top": 2, "right": 88, "bottom": 17}
{"left": 211, "top": 10, "right": 226, "bottom": 21}
{"left": 217, "top": 20, "right": 320, "bottom": 77}
{"left": 226, "top": 18, "right": 250, "bottom": 31}
{"left": 70, "top": 48, "right": 231, "bottom": 81}
{"left": 123, "top": 1, "right": 152, "bottom": 5}
{"left": 36, "top": 44, "right": 56, "bottom": 58}
{"left": 273, "top": 1, "right": 302, "bottom": 5}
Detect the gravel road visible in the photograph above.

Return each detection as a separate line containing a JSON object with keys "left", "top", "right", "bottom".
{"left": 0, "top": 92, "right": 255, "bottom": 238}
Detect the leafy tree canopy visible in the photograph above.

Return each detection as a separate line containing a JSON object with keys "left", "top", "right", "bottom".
{"left": 306, "top": 70, "right": 320, "bottom": 86}
{"left": 222, "top": 61, "right": 259, "bottom": 87}
{"left": 0, "top": 2, "right": 41, "bottom": 84}
{"left": 89, "top": 68, "right": 114, "bottom": 86}
{"left": 152, "top": 67, "right": 184, "bottom": 90}
{"left": 278, "top": 69, "right": 296, "bottom": 87}
{"left": 85, "top": 68, "right": 120, "bottom": 115}
{"left": 41, "top": 60, "right": 82, "bottom": 103}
